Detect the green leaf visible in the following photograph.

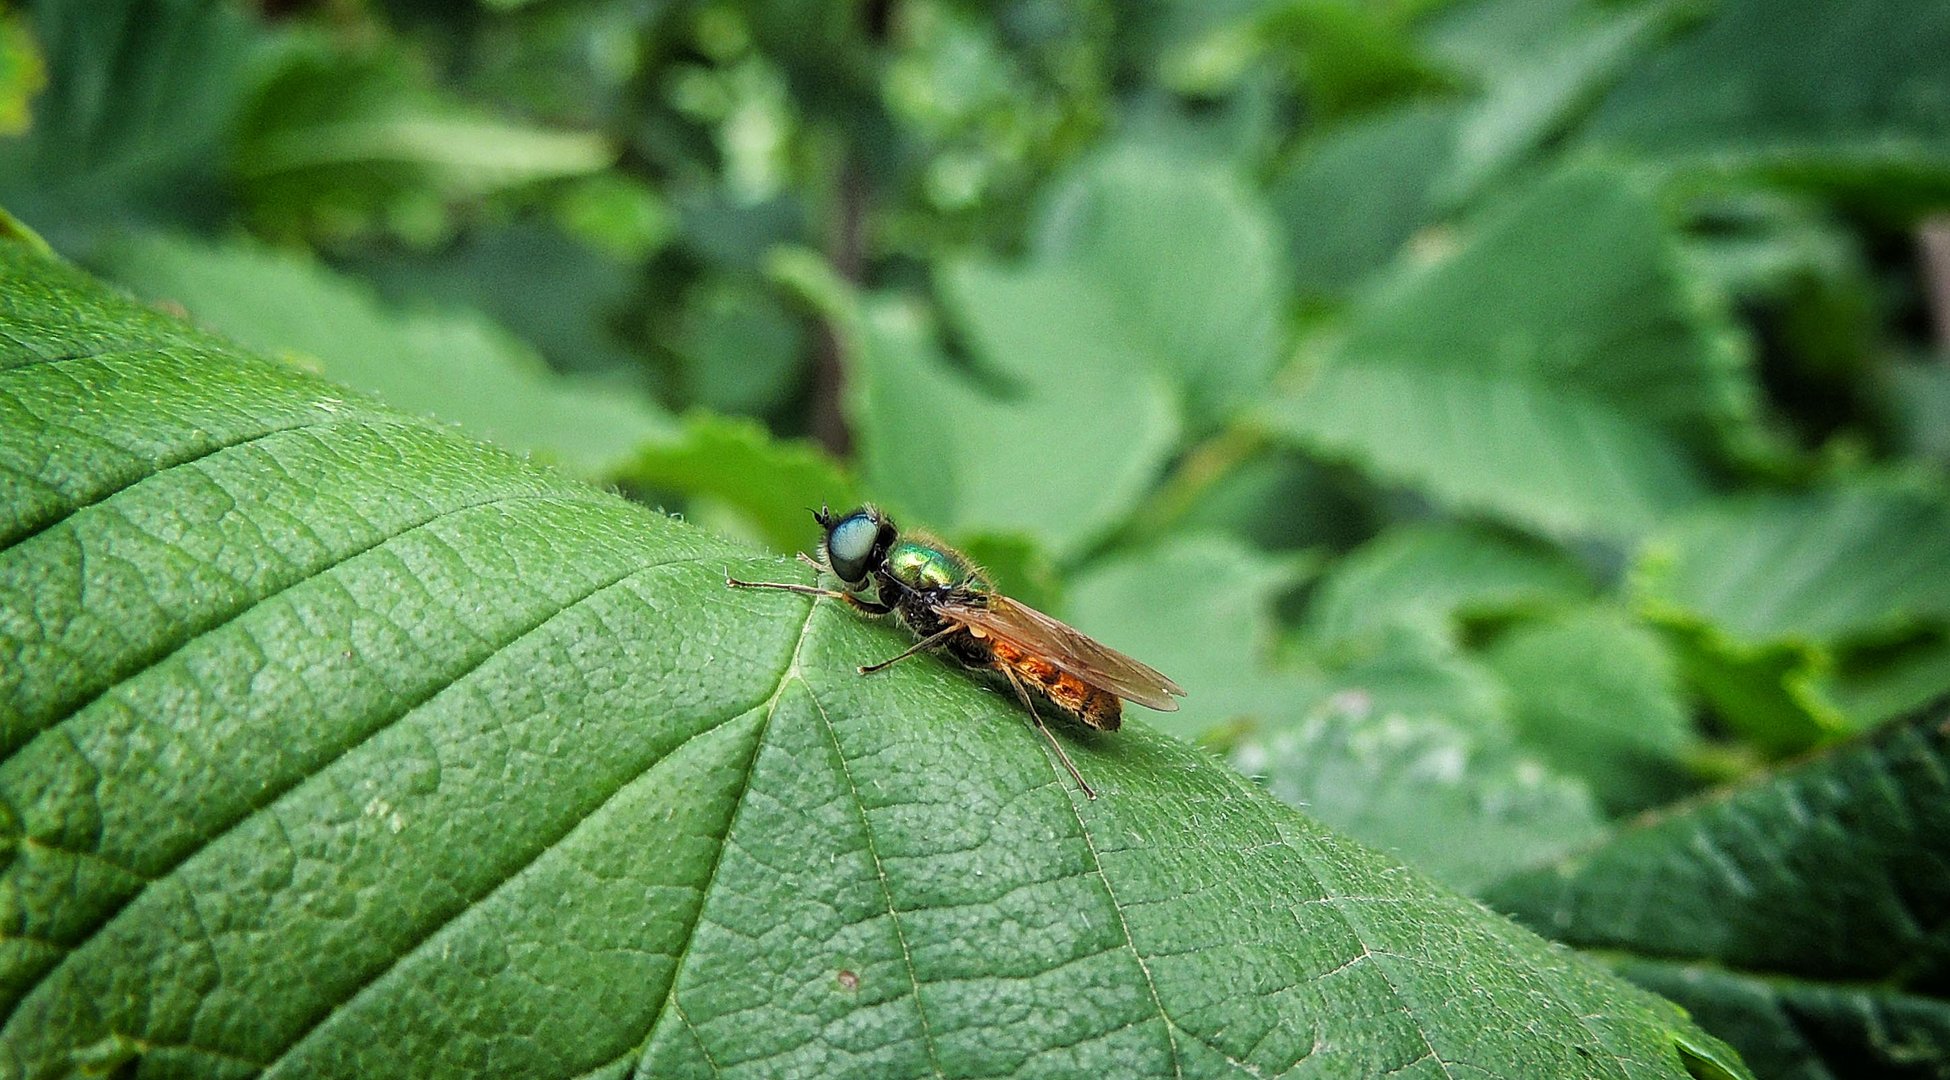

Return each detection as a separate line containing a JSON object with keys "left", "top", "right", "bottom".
{"left": 1267, "top": 164, "right": 1757, "bottom": 538}
{"left": 1233, "top": 702, "right": 1605, "bottom": 894}
{"left": 846, "top": 292, "right": 1180, "bottom": 561}
{"left": 235, "top": 42, "right": 613, "bottom": 244}
{"left": 944, "top": 149, "right": 1287, "bottom": 426}
{"left": 1263, "top": 0, "right": 1455, "bottom": 121}
{"left": 1820, "top": 630, "right": 1950, "bottom": 732}
{"left": 670, "top": 278, "right": 809, "bottom": 416}
{"left": 1584, "top": 0, "right": 1950, "bottom": 203}
{"left": 1268, "top": 102, "right": 1462, "bottom": 298}
{"left": 1484, "top": 605, "right": 1697, "bottom": 815}
{"left": 95, "top": 231, "right": 671, "bottom": 479}
{"left": 345, "top": 221, "right": 654, "bottom": 381}
{"left": 624, "top": 411, "right": 859, "bottom": 554}
{"left": 1486, "top": 711, "right": 1950, "bottom": 1080}
{"left": 1434, "top": 1, "right": 1668, "bottom": 205}
{"left": 1887, "top": 356, "right": 1950, "bottom": 465}
{"left": 1634, "top": 480, "right": 1950, "bottom": 647}
{"left": 0, "top": 0, "right": 258, "bottom": 244}
{"left": 1888, "top": 358, "right": 1950, "bottom": 467}
{"left": 1305, "top": 521, "right": 1594, "bottom": 648}
{"left": 1325, "top": 622, "right": 1511, "bottom": 735}
{"left": 0, "top": 10, "right": 43, "bottom": 137}
{"left": 1631, "top": 479, "right": 1950, "bottom": 746}
{"left": 1064, "top": 534, "right": 1316, "bottom": 741}
{"left": 0, "top": 237, "right": 1750, "bottom": 1079}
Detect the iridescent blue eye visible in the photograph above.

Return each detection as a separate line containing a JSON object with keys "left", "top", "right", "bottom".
{"left": 824, "top": 510, "right": 882, "bottom": 585}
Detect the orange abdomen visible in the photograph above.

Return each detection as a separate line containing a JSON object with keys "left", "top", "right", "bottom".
{"left": 990, "top": 639, "right": 1122, "bottom": 731}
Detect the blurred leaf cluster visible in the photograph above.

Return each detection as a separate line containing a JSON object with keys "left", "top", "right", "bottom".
{"left": 5, "top": 0, "right": 1948, "bottom": 1073}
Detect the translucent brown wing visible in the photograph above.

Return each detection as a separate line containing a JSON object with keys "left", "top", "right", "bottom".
{"left": 937, "top": 593, "right": 1187, "bottom": 712}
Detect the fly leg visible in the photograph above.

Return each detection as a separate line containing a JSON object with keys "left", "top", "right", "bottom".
{"left": 725, "top": 574, "right": 893, "bottom": 616}
{"left": 1001, "top": 667, "right": 1098, "bottom": 800}
{"left": 857, "top": 625, "right": 964, "bottom": 674}
{"left": 726, "top": 576, "right": 846, "bottom": 600}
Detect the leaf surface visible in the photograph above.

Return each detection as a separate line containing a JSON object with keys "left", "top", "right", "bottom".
{"left": 1267, "top": 165, "right": 1755, "bottom": 538}
{"left": 1583, "top": 0, "right": 1950, "bottom": 199}
{"left": 1305, "top": 521, "right": 1592, "bottom": 649}
{"left": 1630, "top": 480, "right": 1950, "bottom": 747}
{"left": 846, "top": 293, "right": 1179, "bottom": 561}
{"left": 0, "top": 239, "right": 1748, "bottom": 1078}
{"left": 1485, "top": 606, "right": 1696, "bottom": 815}
{"left": 944, "top": 150, "right": 1287, "bottom": 426}
{"left": 98, "top": 231, "right": 671, "bottom": 479}
{"left": 1487, "top": 711, "right": 1950, "bottom": 1080}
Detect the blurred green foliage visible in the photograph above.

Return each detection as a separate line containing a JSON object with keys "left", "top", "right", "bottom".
{"left": 5, "top": 0, "right": 1949, "bottom": 1072}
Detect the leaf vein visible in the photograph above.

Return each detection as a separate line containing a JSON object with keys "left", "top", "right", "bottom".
{"left": 0, "top": 549, "right": 726, "bottom": 1038}
{"left": 803, "top": 682, "right": 949, "bottom": 1078}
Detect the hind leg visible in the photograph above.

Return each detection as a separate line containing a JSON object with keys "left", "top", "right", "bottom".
{"left": 1001, "top": 667, "right": 1098, "bottom": 800}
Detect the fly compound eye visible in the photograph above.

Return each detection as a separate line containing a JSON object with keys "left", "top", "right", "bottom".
{"left": 824, "top": 510, "right": 881, "bottom": 585}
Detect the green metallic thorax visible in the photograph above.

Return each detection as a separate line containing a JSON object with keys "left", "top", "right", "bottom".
{"left": 884, "top": 538, "right": 986, "bottom": 594}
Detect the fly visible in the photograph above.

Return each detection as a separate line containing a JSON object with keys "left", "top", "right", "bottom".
{"left": 727, "top": 505, "right": 1186, "bottom": 799}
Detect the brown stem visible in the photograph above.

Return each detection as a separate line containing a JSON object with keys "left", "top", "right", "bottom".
{"left": 1921, "top": 216, "right": 1950, "bottom": 354}
{"left": 809, "top": 158, "right": 867, "bottom": 458}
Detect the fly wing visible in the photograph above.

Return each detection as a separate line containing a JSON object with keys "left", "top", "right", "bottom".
{"left": 939, "top": 594, "right": 1187, "bottom": 711}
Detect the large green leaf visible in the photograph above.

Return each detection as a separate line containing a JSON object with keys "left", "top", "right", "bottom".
{"left": 0, "top": 240, "right": 1751, "bottom": 1078}
{"left": 1583, "top": 0, "right": 1950, "bottom": 201}
{"left": 235, "top": 42, "right": 613, "bottom": 244}
{"left": 943, "top": 149, "right": 1287, "bottom": 426}
{"left": 1487, "top": 711, "right": 1950, "bottom": 1080}
{"left": 1266, "top": 164, "right": 1757, "bottom": 538}
{"left": 0, "top": 0, "right": 258, "bottom": 247}
{"left": 1631, "top": 479, "right": 1950, "bottom": 747}
{"left": 1304, "top": 521, "right": 1593, "bottom": 649}
{"left": 96, "top": 231, "right": 671, "bottom": 480}
{"left": 1484, "top": 605, "right": 1697, "bottom": 816}
{"left": 845, "top": 291, "right": 1180, "bottom": 561}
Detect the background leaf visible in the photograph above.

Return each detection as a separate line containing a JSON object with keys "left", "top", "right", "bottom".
{"left": 1304, "top": 521, "right": 1593, "bottom": 649}
{"left": 0, "top": 230, "right": 1750, "bottom": 1080}
{"left": 1234, "top": 700, "right": 1605, "bottom": 894}
{"left": 951, "top": 150, "right": 1288, "bottom": 425}
{"left": 1485, "top": 605, "right": 1696, "bottom": 815}
{"left": 97, "top": 231, "right": 671, "bottom": 479}
{"left": 1268, "top": 164, "right": 1755, "bottom": 538}
{"left": 235, "top": 42, "right": 613, "bottom": 244}
{"left": 1584, "top": 0, "right": 1950, "bottom": 202}
{"left": 1487, "top": 711, "right": 1950, "bottom": 1080}
{"left": 846, "top": 292, "right": 1180, "bottom": 561}
{"left": 0, "top": 0, "right": 258, "bottom": 249}
{"left": 1631, "top": 480, "right": 1950, "bottom": 749}
{"left": 1269, "top": 102, "right": 1462, "bottom": 300}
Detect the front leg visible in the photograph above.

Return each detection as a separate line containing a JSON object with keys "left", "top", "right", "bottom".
{"left": 726, "top": 574, "right": 895, "bottom": 616}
